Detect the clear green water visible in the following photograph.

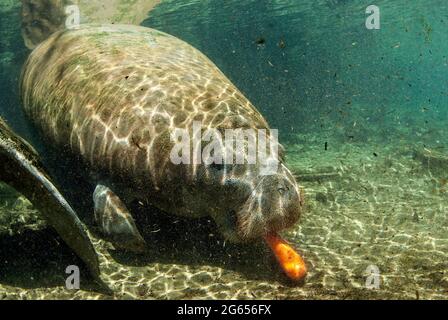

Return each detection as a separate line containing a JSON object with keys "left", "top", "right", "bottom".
{"left": 144, "top": 0, "right": 448, "bottom": 140}
{"left": 0, "top": 0, "right": 447, "bottom": 299}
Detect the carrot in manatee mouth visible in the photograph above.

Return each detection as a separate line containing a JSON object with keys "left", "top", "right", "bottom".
{"left": 264, "top": 233, "right": 307, "bottom": 281}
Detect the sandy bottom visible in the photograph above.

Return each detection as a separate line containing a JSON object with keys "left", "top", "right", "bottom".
{"left": 1, "top": 133, "right": 448, "bottom": 300}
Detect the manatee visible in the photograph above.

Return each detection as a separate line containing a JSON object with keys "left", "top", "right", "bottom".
{"left": 20, "top": 24, "right": 304, "bottom": 254}
{"left": 0, "top": 116, "right": 100, "bottom": 279}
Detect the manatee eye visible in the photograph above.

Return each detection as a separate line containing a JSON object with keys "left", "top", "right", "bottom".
{"left": 209, "top": 163, "right": 234, "bottom": 173}
{"left": 210, "top": 163, "right": 224, "bottom": 171}
{"left": 277, "top": 184, "right": 289, "bottom": 195}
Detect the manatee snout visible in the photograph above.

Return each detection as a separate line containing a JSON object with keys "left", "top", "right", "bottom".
{"left": 216, "top": 166, "right": 303, "bottom": 243}
{"left": 239, "top": 171, "right": 302, "bottom": 239}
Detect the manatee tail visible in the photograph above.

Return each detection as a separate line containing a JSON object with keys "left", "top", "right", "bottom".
{"left": 0, "top": 117, "right": 101, "bottom": 283}
{"left": 21, "top": 0, "right": 161, "bottom": 49}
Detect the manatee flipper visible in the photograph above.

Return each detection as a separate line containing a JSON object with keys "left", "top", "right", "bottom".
{"left": 93, "top": 185, "right": 146, "bottom": 253}
{"left": 0, "top": 117, "right": 100, "bottom": 281}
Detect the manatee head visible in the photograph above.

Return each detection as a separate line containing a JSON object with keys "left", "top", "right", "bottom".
{"left": 203, "top": 160, "right": 304, "bottom": 243}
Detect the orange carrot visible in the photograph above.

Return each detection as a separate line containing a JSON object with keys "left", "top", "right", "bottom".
{"left": 265, "top": 233, "right": 307, "bottom": 281}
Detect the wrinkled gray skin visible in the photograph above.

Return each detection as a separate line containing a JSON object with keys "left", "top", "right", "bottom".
{"left": 0, "top": 117, "right": 100, "bottom": 281}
